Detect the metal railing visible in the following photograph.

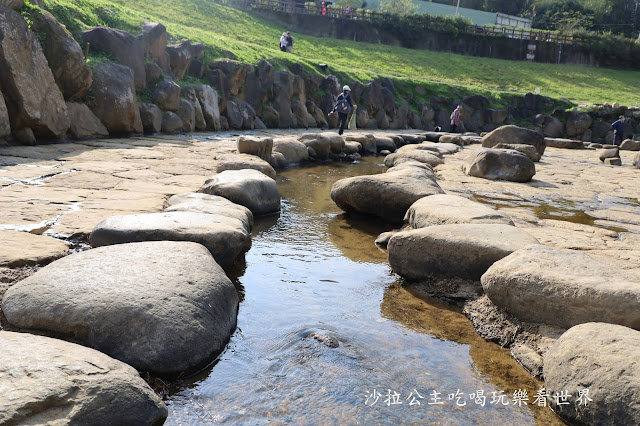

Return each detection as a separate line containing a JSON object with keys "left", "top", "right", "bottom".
{"left": 243, "top": 0, "right": 575, "bottom": 44}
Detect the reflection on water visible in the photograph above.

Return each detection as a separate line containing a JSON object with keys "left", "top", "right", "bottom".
{"left": 166, "top": 158, "right": 561, "bottom": 425}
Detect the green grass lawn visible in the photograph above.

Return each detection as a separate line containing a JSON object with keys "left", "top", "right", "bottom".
{"left": 43, "top": 0, "right": 640, "bottom": 106}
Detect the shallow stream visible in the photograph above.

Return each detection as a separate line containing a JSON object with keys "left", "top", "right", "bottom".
{"left": 166, "top": 158, "right": 561, "bottom": 424}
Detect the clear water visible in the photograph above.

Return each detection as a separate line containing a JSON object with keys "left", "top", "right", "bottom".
{"left": 166, "top": 158, "right": 560, "bottom": 425}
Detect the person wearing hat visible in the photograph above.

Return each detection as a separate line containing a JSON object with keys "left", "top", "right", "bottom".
{"left": 331, "top": 85, "right": 356, "bottom": 135}
{"left": 612, "top": 115, "right": 626, "bottom": 146}
{"left": 450, "top": 105, "right": 462, "bottom": 133}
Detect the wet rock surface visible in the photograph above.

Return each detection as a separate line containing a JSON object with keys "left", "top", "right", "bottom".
{"left": 0, "top": 331, "right": 168, "bottom": 425}
{"left": 2, "top": 241, "right": 239, "bottom": 375}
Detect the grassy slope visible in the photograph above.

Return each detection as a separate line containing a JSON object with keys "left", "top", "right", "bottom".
{"left": 44, "top": 0, "right": 640, "bottom": 106}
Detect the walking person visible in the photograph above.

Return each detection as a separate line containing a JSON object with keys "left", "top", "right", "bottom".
{"left": 450, "top": 105, "right": 462, "bottom": 133}
{"left": 612, "top": 115, "right": 626, "bottom": 146}
{"left": 279, "top": 32, "right": 287, "bottom": 52}
{"left": 331, "top": 85, "right": 355, "bottom": 135}
{"left": 286, "top": 31, "right": 294, "bottom": 53}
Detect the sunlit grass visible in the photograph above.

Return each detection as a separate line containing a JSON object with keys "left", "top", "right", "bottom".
{"left": 44, "top": 0, "right": 640, "bottom": 106}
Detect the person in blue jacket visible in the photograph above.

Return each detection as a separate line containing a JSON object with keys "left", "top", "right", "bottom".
{"left": 612, "top": 115, "right": 626, "bottom": 146}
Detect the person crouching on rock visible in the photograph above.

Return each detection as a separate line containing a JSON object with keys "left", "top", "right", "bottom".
{"left": 279, "top": 32, "right": 287, "bottom": 52}
{"left": 331, "top": 85, "right": 355, "bottom": 135}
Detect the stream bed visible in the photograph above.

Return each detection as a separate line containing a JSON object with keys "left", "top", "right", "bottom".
{"left": 166, "top": 158, "right": 561, "bottom": 425}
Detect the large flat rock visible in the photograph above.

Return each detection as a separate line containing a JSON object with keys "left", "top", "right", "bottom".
{"left": 405, "top": 194, "right": 514, "bottom": 228}
{"left": 89, "top": 211, "right": 250, "bottom": 266}
{"left": 216, "top": 153, "right": 276, "bottom": 179}
{"left": 272, "top": 137, "right": 310, "bottom": 164}
{"left": 482, "top": 245, "right": 640, "bottom": 330}
{"left": 462, "top": 148, "right": 536, "bottom": 182}
{"left": 199, "top": 169, "right": 281, "bottom": 216}
{"left": 388, "top": 224, "right": 538, "bottom": 280}
{"left": 399, "top": 142, "right": 461, "bottom": 156}
{"left": 482, "top": 125, "right": 545, "bottom": 156}
{"left": 544, "top": 137, "right": 584, "bottom": 149}
{"left": 0, "top": 331, "right": 167, "bottom": 425}
{"left": 165, "top": 192, "right": 254, "bottom": 233}
{"left": 0, "top": 230, "right": 68, "bottom": 267}
{"left": 2, "top": 241, "right": 239, "bottom": 375}
{"left": 544, "top": 323, "right": 640, "bottom": 425}
{"left": 330, "top": 164, "right": 444, "bottom": 224}
{"left": 384, "top": 150, "right": 444, "bottom": 168}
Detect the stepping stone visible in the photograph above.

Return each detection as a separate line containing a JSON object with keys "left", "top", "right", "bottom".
{"left": 200, "top": 169, "right": 281, "bottom": 216}
{"left": 89, "top": 211, "right": 250, "bottom": 266}
{"left": 344, "top": 133, "right": 377, "bottom": 155}
{"left": 331, "top": 164, "right": 444, "bottom": 224}
{"left": 405, "top": 194, "right": 514, "bottom": 228}
{"left": 388, "top": 224, "right": 538, "bottom": 280}
{"left": 0, "top": 331, "right": 167, "bottom": 424}
{"left": 482, "top": 245, "right": 640, "bottom": 330}
{"left": 384, "top": 150, "right": 444, "bottom": 168}
{"left": 273, "top": 137, "right": 310, "bottom": 164}
{"left": 237, "top": 135, "right": 273, "bottom": 161}
{"left": 299, "top": 132, "right": 344, "bottom": 159}
{"left": 216, "top": 153, "right": 276, "bottom": 179}
{"left": 462, "top": 148, "right": 536, "bottom": 182}
{"left": 398, "top": 142, "right": 460, "bottom": 156}
{"left": 0, "top": 331, "right": 167, "bottom": 425}
{"left": 165, "top": 192, "right": 254, "bottom": 233}
{"left": 544, "top": 323, "right": 640, "bottom": 425}
{"left": 2, "top": 241, "right": 239, "bottom": 375}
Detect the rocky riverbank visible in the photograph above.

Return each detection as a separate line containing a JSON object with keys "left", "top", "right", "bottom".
{"left": 1, "top": 127, "right": 640, "bottom": 424}
{"left": 2, "top": 0, "right": 640, "bottom": 150}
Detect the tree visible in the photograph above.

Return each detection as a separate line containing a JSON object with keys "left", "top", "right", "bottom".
{"left": 335, "top": 0, "right": 364, "bottom": 7}
{"left": 482, "top": 0, "right": 530, "bottom": 16}
{"left": 531, "top": 0, "right": 638, "bottom": 37}
{"left": 380, "top": 0, "right": 418, "bottom": 16}
{"left": 532, "top": 0, "right": 595, "bottom": 32}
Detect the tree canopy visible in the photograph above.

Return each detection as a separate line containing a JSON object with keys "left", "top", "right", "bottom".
{"left": 381, "top": 0, "right": 418, "bottom": 15}
{"left": 424, "top": 0, "right": 639, "bottom": 37}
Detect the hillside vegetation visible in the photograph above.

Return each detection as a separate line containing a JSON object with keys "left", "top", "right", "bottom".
{"left": 43, "top": 0, "right": 640, "bottom": 106}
